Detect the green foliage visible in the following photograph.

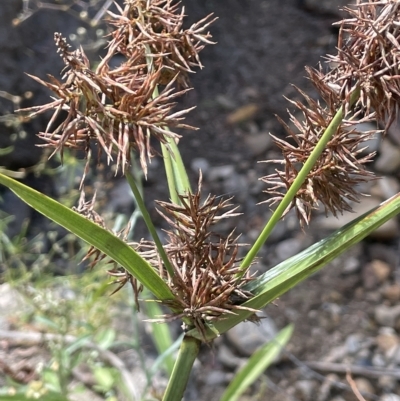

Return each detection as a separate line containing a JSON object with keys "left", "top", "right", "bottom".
{"left": 220, "top": 324, "right": 294, "bottom": 401}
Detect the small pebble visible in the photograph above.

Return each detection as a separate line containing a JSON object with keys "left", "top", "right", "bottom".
{"left": 206, "top": 165, "right": 235, "bottom": 182}
{"left": 371, "top": 260, "right": 392, "bottom": 283}
{"left": 376, "top": 330, "right": 399, "bottom": 353}
{"left": 380, "top": 394, "right": 400, "bottom": 401}
{"left": 383, "top": 284, "right": 400, "bottom": 303}
{"left": 341, "top": 256, "right": 361, "bottom": 275}
{"left": 275, "top": 237, "right": 303, "bottom": 262}
{"left": 374, "top": 305, "right": 400, "bottom": 327}
{"left": 378, "top": 375, "right": 397, "bottom": 392}
{"left": 345, "top": 334, "right": 363, "bottom": 354}
{"left": 226, "top": 318, "right": 278, "bottom": 357}
{"left": 244, "top": 132, "right": 272, "bottom": 157}
{"left": 353, "top": 377, "right": 375, "bottom": 395}
{"left": 190, "top": 157, "right": 210, "bottom": 174}
{"left": 294, "top": 380, "right": 317, "bottom": 401}
{"left": 204, "top": 370, "right": 228, "bottom": 386}
{"left": 372, "top": 352, "right": 386, "bottom": 367}
{"left": 217, "top": 344, "right": 244, "bottom": 369}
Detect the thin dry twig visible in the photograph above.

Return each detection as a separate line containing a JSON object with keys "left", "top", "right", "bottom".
{"left": 306, "top": 360, "right": 400, "bottom": 380}
{"left": 346, "top": 370, "right": 367, "bottom": 401}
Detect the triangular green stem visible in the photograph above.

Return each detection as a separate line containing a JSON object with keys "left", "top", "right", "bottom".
{"left": 125, "top": 170, "right": 175, "bottom": 277}
{"left": 162, "top": 336, "right": 201, "bottom": 401}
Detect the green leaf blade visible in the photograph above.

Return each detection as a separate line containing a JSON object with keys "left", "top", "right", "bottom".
{"left": 0, "top": 173, "right": 173, "bottom": 301}
{"left": 220, "top": 324, "right": 293, "bottom": 401}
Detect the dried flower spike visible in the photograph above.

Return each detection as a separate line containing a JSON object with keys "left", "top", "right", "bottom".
{"left": 261, "top": 74, "right": 378, "bottom": 227}
{"left": 325, "top": 0, "right": 400, "bottom": 129}
{"left": 17, "top": 0, "right": 216, "bottom": 179}
{"left": 259, "top": 0, "right": 400, "bottom": 227}
{"left": 135, "top": 176, "right": 258, "bottom": 339}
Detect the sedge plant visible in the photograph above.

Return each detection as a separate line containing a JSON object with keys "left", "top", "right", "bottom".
{"left": 2, "top": 0, "right": 400, "bottom": 400}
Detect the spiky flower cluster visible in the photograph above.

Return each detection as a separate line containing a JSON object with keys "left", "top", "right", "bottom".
{"left": 135, "top": 179, "right": 256, "bottom": 338}
{"left": 327, "top": 0, "right": 400, "bottom": 128}
{"left": 19, "top": 1, "right": 215, "bottom": 178}
{"left": 262, "top": 0, "right": 399, "bottom": 226}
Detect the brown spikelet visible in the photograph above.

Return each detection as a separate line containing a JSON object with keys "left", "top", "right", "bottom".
{"left": 259, "top": 1, "right": 400, "bottom": 227}
{"left": 74, "top": 190, "right": 143, "bottom": 306}
{"left": 325, "top": 0, "right": 400, "bottom": 130}
{"left": 17, "top": 1, "right": 216, "bottom": 179}
{"left": 135, "top": 176, "right": 258, "bottom": 339}
{"left": 260, "top": 78, "right": 378, "bottom": 227}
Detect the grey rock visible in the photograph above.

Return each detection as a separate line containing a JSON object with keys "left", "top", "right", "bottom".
{"left": 294, "top": 380, "right": 317, "bottom": 401}
{"left": 275, "top": 237, "right": 303, "bottom": 262}
{"left": 358, "top": 128, "right": 381, "bottom": 155}
{"left": 372, "top": 352, "right": 386, "bottom": 367}
{"left": 224, "top": 173, "right": 249, "bottom": 203}
{"left": 342, "top": 256, "right": 361, "bottom": 275}
{"left": 379, "top": 375, "right": 397, "bottom": 392}
{"left": 374, "top": 305, "right": 400, "bottom": 328}
{"left": 206, "top": 165, "right": 235, "bottom": 182}
{"left": 204, "top": 370, "right": 228, "bottom": 386}
{"left": 226, "top": 317, "right": 279, "bottom": 357}
{"left": 190, "top": 158, "right": 210, "bottom": 175}
{"left": 0, "top": 283, "right": 29, "bottom": 330}
{"left": 345, "top": 334, "right": 363, "bottom": 354}
{"left": 217, "top": 344, "right": 244, "bottom": 369}
{"left": 353, "top": 378, "right": 375, "bottom": 395}
{"left": 375, "top": 140, "right": 400, "bottom": 173}
{"left": 374, "top": 176, "right": 400, "bottom": 199}
{"left": 244, "top": 132, "right": 272, "bottom": 157}
{"left": 215, "top": 94, "right": 236, "bottom": 110}
{"left": 380, "top": 395, "right": 400, "bottom": 401}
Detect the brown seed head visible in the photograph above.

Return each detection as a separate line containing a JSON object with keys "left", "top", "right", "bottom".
{"left": 259, "top": 1, "right": 400, "bottom": 227}
{"left": 135, "top": 176, "right": 257, "bottom": 339}
{"left": 18, "top": 0, "right": 216, "bottom": 179}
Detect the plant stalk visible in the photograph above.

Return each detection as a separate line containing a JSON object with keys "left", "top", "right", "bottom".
{"left": 125, "top": 170, "right": 175, "bottom": 277}
{"left": 162, "top": 335, "right": 201, "bottom": 401}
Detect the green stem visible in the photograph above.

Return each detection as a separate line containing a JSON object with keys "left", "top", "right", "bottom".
{"left": 167, "top": 135, "right": 192, "bottom": 195}
{"left": 162, "top": 336, "right": 201, "bottom": 401}
{"left": 142, "top": 37, "right": 191, "bottom": 202}
{"left": 240, "top": 88, "right": 361, "bottom": 273}
{"left": 161, "top": 142, "right": 181, "bottom": 205}
{"left": 125, "top": 170, "right": 175, "bottom": 277}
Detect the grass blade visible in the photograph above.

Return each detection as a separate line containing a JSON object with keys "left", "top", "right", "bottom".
{"left": 0, "top": 172, "right": 173, "bottom": 301}
{"left": 144, "top": 299, "right": 177, "bottom": 377}
{"left": 220, "top": 324, "right": 293, "bottom": 401}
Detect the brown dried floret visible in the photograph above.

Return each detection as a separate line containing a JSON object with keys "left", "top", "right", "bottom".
{"left": 74, "top": 191, "right": 143, "bottom": 305}
{"left": 135, "top": 177, "right": 258, "bottom": 339}
{"left": 261, "top": 71, "right": 378, "bottom": 227}
{"left": 17, "top": 0, "right": 216, "bottom": 180}
{"left": 259, "top": 1, "right": 400, "bottom": 227}
{"left": 326, "top": 0, "right": 400, "bottom": 129}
